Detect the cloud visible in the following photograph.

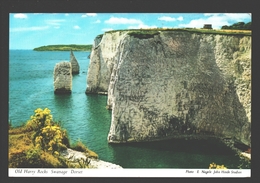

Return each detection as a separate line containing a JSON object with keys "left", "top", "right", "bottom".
{"left": 105, "top": 17, "right": 143, "bottom": 24}
{"left": 222, "top": 13, "right": 251, "bottom": 21}
{"left": 179, "top": 18, "right": 226, "bottom": 29}
{"left": 177, "top": 16, "right": 184, "bottom": 21}
{"left": 104, "top": 17, "right": 156, "bottom": 29}
{"left": 14, "top": 13, "right": 27, "bottom": 19}
{"left": 158, "top": 16, "right": 176, "bottom": 21}
{"left": 128, "top": 24, "right": 157, "bottom": 29}
{"left": 179, "top": 13, "right": 251, "bottom": 29}
{"left": 10, "top": 26, "right": 49, "bottom": 32}
{"left": 102, "top": 28, "right": 113, "bottom": 32}
{"left": 158, "top": 16, "right": 183, "bottom": 22}
{"left": 45, "top": 19, "right": 65, "bottom": 26}
{"left": 82, "top": 13, "right": 97, "bottom": 17}
{"left": 73, "top": 25, "right": 80, "bottom": 29}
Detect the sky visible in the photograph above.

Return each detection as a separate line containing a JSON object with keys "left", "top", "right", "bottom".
{"left": 9, "top": 13, "right": 251, "bottom": 50}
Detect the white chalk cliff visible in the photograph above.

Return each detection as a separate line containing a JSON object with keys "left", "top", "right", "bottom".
{"left": 86, "top": 30, "right": 251, "bottom": 146}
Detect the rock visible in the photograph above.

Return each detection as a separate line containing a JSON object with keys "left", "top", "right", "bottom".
{"left": 70, "top": 50, "right": 80, "bottom": 74}
{"left": 240, "top": 152, "right": 251, "bottom": 160}
{"left": 98, "top": 91, "right": 108, "bottom": 95}
{"left": 86, "top": 30, "right": 251, "bottom": 146}
{"left": 53, "top": 61, "right": 72, "bottom": 94}
{"left": 86, "top": 32, "right": 121, "bottom": 94}
{"left": 60, "top": 148, "right": 123, "bottom": 169}
{"left": 88, "top": 158, "right": 123, "bottom": 169}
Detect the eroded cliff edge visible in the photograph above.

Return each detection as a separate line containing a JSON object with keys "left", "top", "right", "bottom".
{"left": 86, "top": 30, "right": 251, "bottom": 146}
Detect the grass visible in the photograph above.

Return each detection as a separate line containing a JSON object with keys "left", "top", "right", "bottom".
{"left": 70, "top": 141, "right": 98, "bottom": 159}
{"left": 9, "top": 127, "right": 67, "bottom": 168}
{"left": 105, "top": 28, "right": 251, "bottom": 37}
{"left": 9, "top": 125, "right": 97, "bottom": 168}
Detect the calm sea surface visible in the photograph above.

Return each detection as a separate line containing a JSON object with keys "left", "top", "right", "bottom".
{"left": 9, "top": 50, "right": 249, "bottom": 169}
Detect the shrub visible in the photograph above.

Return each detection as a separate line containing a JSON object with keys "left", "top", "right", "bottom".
{"left": 9, "top": 107, "right": 98, "bottom": 168}
{"left": 71, "top": 141, "right": 98, "bottom": 159}
{"left": 221, "top": 21, "right": 251, "bottom": 30}
{"left": 26, "top": 108, "right": 69, "bottom": 155}
{"left": 209, "top": 162, "right": 227, "bottom": 169}
{"left": 26, "top": 146, "right": 41, "bottom": 163}
{"left": 71, "top": 141, "right": 88, "bottom": 152}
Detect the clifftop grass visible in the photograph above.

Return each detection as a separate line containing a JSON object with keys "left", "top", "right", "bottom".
{"left": 105, "top": 28, "right": 251, "bottom": 37}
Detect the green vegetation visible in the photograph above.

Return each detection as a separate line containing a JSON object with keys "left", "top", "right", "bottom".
{"left": 9, "top": 108, "right": 97, "bottom": 168}
{"left": 175, "top": 28, "right": 251, "bottom": 36}
{"left": 105, "top": 27, "right": 251, "bottom": 38}
{"left": 221, "top": 21, "right": 251, "bottom": 30}
{"left": 33, "top": 44, "right": 92, "bottom": 51}
{"left": 127, "top": 30, "right": 160, "bottom": 39}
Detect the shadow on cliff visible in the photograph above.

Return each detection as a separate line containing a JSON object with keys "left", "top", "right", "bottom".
{"left": 209, "top": 56, "right": 251, "bottom": 146}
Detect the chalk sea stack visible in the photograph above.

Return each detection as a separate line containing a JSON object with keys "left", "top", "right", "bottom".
{"left": 86, "top": 30, "right": 251, "bottom": 146}
{"left": 53, "top": 61, "right": 72, "bottom": 94}
{"left": 70, "top": 50, "right": 80, "bottom": 74}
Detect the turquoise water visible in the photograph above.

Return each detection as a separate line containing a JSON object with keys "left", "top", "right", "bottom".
{"left": 9, "top": 50, "right": 250, "bottom": 168}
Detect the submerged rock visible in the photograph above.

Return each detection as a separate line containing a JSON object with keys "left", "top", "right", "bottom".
{"left": 70, "top": 50, "right": 80, "bottom": 74}
{"left": 86, "top": 30, "right": 251, "bottom": 146}
{"left": 53, "top": 61, "right": 72, "bottom": 94}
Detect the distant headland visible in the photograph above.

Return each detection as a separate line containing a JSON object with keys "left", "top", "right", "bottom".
{"left": 33, "top": 44, "right": 92, "bottom": 51}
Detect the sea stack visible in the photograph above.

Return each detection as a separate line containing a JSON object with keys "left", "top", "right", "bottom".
{"left": 70, "top": 50, "right": 80, "bottom": 74}
{"left": 53, "top": 61, "right": 72, "bottom": 94}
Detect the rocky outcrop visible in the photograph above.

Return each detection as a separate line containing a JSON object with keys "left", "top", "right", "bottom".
{"left": 70, "top": 50, "right": 80, "bottom": 74}
{"left": 61, "top": 148, "right": 123, "bottom": 169}
{"left": 54, "top": 61, "right": 72, "bottom": 94}
{"left": 86, "top": 30, "right": 251, "bottom": 146}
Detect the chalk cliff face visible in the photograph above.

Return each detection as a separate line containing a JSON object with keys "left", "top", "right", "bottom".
{"left": 70, "top": 50, "right": 80, "bottom": 74}
{"left": 86, "top": 32, "right": 124, "bottom": 93}
{"left": 54, "top": 61, "right": 72, "bottom": 94}
{"left": 86, "top": 30, "right": 251, "bottom": 146}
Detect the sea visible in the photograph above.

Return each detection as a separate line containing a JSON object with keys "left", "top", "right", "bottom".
{"left": 9, "top": 50, "right": 250, "bottom": 169}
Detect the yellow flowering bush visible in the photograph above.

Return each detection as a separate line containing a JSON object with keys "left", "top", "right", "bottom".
{"left": 209, "top": 162, "right": 227, "bottom": 169}
{"left": 26, "top": 108, "right": 52, "bottom": 130}
{"left": 26, "top": 108, "right": 68, "bottom": 155}
{"left": 10, "top": 107, "right": 98, "bottom": 168}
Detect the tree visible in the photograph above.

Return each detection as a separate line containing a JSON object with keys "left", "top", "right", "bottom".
{"left": 244, "top": 22, "right": 251, "bottom": 30}
{"left": 221, "top": 21, "right": 251, "bottom": 30}
{"left": 221, "top": 25, "right": 229, "bottom": 29}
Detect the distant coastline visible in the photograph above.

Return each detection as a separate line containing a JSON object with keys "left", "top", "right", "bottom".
{"left": 33, "top": 44, "right": 92, "bottom": 51}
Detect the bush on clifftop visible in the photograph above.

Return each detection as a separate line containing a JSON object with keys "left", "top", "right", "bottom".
{"left": 221, "top": 21, "right": 251, "bottom": 30}
{"left": 9, "top": 108, "right": 96, "bottom": 168}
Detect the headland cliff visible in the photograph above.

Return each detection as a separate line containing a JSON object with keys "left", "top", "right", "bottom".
{"left": 86, "top": 29, "right": 251, "bottom": 146}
